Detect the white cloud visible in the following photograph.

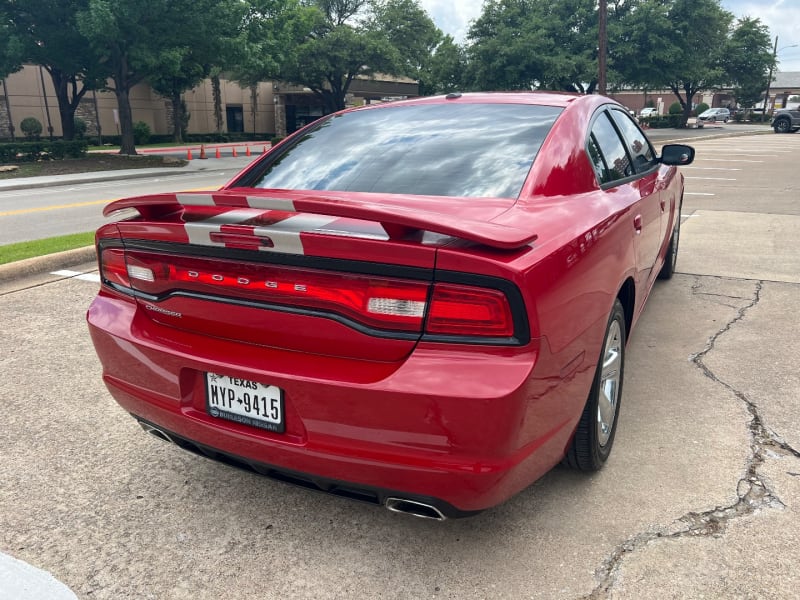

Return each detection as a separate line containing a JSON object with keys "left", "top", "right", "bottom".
{"left": 418, "top": 0, "right": 483, "bottom": 42}
{"left": 722, "top": 0, "right": 800, "bottom": 71}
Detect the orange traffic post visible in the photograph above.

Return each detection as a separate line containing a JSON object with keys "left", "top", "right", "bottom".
{"left": 245, "top": 146, "right": 251, "bottom": 157}
{"left": 232, "top": 147, "right": 238, "bottom": 157}
{"left": 186, "top": 148, "right": 193, "bottom": 160}
{"left": 199, "top": 144, "right": 207, "bottom": 159}
{"left": 215, "top": 147, "right": 221, "bottom": 159}
{"left": 263, "top": 145, "right": 268, "bottom": 154}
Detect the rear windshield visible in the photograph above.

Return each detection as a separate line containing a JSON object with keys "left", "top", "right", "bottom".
{"left": 240, "top": 103, "right": 562, "bottom": 198}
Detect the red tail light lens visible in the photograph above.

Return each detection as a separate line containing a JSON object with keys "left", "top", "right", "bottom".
{"left": 121, "top": 252, "right": 430, "bottom": 333}
{"left": 99, "top": 247, "right": 520, "bottom": 341}
{"left": 426, "top": 283, "right": 514, "bottom": 337}
{"left": 99, "top": 248, "right": 130, "bottom": 288}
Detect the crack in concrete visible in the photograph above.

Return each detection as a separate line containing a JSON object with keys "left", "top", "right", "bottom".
{"left": 582, "top": 277, "right": 798, "bottom": 599}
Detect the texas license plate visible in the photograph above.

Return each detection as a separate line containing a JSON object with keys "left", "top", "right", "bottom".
{"left": 205, "top": 372, "right": 284, "bottom": 433}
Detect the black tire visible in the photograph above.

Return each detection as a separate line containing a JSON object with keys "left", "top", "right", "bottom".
{"left": 774, "top": 117, "right": 792, "bottom": 133}
{"left": 564, "top": 299, "right": 626, "bottom": 471}
{"left": 658, "top": 215, "right": 681, "bottom": 280}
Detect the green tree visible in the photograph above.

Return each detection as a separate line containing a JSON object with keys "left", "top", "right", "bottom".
{"left": 77, "top": 0, "right": 244, "bottom": 154}
{"left": 418, "top": 35, "right": 467, "bottom": 95}
{"left": 614, "top": 0, "right": 733, "bottom": 126}
{"left": 466, "top": 0, "right": 603, "bottom": 93}
{"left": 1, "top": 0, "right": 106, "bottom": 140}
{"left": 146, "top": 1, "right": 246, "bottom": 143}
{"left": 725, "top": 17, "right": 774, "bottom": 109}
{"left": 239, "top": 0, "right": 440, "bottom": 114}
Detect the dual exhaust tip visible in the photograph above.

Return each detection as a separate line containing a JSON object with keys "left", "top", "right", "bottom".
{"left": 139, "top": 420, "right": 447, "bottom": 521}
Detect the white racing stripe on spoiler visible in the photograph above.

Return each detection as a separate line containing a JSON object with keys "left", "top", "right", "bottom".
{"left": 253, "top": 214, "right": 340, "bottom": 254}
{"left": 246, "top": 196, "right": 297, "bottom": 211}
{"left": 176, "top": 193, "right": 217, "bottom": 206}
{"left": 184, "top": 208, "right": 264, "bottom": 247}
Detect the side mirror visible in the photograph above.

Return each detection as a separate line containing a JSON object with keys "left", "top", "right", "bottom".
{"left": 660, "top": 144, "right": 695, "bottom": 166}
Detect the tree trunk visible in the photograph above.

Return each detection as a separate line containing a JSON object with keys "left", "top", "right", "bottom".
{"left": 113, "top": 53, "right": 138, "bottom": 155}
{"left": 115, "top": 87, "right": 137, "bottom": 155}
{"left": 48, "top": 68, "right": 89, "bottom": 141}
{"left": 171, "top": 91, "right": 183, "bottom": 143}
{"left": 212, "top": 75, "right": 223, "bottom": 134}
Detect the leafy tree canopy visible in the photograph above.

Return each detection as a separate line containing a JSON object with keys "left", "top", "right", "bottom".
{"left": 466, "top": 0, "right": 603, "bottom": 93}
{"left": 724, "top": 17, "right": 774, "bottom": 108}
{"left": 238, "top": 0, "right": 442, "bottom": 113}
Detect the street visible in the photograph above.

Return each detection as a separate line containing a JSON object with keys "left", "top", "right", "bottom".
{"left": 1, "top": 130, "right": 799, "bottom": 599}
{"left": 0, "top": 156, "right": 259, "bottom": 246}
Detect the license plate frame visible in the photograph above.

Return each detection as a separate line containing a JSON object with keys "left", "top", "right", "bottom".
{"left": 204, "top": 372, "right": 284, "bottom": 433}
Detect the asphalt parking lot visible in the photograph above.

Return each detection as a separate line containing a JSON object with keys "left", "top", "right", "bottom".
{"left": 1, "top": 130, "right": 799, "bottom": 599}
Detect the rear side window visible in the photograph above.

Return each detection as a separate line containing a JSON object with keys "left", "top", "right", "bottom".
{"left": 608, "top": 109, "right": 656, "bottom": 172}
{"left": 590, "top": 112, "right": 633, "bottom": 184}
{"left": 239, "top": 103, "right": 563, "bottom": 199}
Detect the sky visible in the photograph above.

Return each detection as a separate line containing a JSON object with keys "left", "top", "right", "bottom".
{"left": 418, "top": 0, "right": 800, "bottom": 72}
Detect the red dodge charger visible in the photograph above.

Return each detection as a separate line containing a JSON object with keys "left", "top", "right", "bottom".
{"left": 87, "top": 92, "right": 694, "bottom": 519}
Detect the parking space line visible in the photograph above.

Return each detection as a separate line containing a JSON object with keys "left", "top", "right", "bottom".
{"left": 685, "top": 177, "right": 737, "bottom": 180}
{"left": 51, "top": 270, "right": 101, "bottom": 283}
{"left": 685, "top": 192, "right": 716, "bottom": 196}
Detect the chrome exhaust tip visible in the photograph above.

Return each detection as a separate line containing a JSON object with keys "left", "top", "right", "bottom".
{"left": 138, "top": 421, "right": 177, "bottom": 445}
{"left": 385, "top": 497, "right": 446, "bottom": 521}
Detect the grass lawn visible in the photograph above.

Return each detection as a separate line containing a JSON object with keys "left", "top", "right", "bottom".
{"left": 0, "top": 232, "right": 95, "bottom": 265}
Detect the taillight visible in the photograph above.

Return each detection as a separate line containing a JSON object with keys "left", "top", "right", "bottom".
{"left": 99, "top": 248, "right": 130, "bottom": 288}
{"left": 98, "top": 247, "right": 521, "bottom": 341}
{"left": 426, "top": 283, "right": 515, "bottom": 338}
{"left": 122, "top": 253, "right": 430, "bottom": 333}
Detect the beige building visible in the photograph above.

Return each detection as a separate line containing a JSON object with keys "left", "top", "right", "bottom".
{"left": 0, "top": 65, "right": 419, "bottom": 141}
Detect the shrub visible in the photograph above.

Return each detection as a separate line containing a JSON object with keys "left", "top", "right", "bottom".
{"left": 74, "top": 117, "right": 88, "bottom": 138}
{"left": 133, "top": 121, "right": 151, "bottom": 145}
{"left": 270, "top": 136, "right": 285, "bottom": 146}
{"left": 694, "top": 102, "right": 709, "bottom": 116}
{"left": 0, "top": 140, "right": 88, "bottom": 163}
{"left": 20, "top": 117, "right": 43, "bottom": 139}
{"left": 668, "top": 102, "right": 683, "bottom": 115}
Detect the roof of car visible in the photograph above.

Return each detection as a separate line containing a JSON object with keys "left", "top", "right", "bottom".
{"left": 382, "top": 91, "right": 583, "bottom": 109}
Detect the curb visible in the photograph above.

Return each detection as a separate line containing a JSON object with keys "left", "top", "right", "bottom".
{"left": 0, "top": 167, "right": 200, "bottom": 192}
{"left": 0, "top": 246, "right": 96, "bottom": 282}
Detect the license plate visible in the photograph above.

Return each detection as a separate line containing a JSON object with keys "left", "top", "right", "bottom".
{"left": 205, "top": 373, "right": 284, "bottom": 433}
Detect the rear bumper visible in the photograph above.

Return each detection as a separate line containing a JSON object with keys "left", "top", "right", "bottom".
{"left": 88, "top": 293, "right": 582, "bottom": 513}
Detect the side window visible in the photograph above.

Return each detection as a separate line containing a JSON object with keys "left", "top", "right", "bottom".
{"left": 587, "top": 134, "right": 608, "bottom": 183}
{"left": 609, "top": 108, "right": 656, "bottom": 172}
{"left": 590, "top": 112, "right": 632, "bottom": 184}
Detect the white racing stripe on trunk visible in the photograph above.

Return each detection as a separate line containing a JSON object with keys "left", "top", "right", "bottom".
{"left": 245, "top": 196, "right": 296, "bottom": 211}
{"left": 176, "top": 193, "right": 216, "bottom": 206}
{"left": 184, "top": 208, "right": 265, "bottom": 247}
{"left": 252, "top": 214, "right": 340, "bottom": 255}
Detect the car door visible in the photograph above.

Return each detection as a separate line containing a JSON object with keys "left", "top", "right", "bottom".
{"left": 587, "top": 107, "right": 662, "bottom": 289}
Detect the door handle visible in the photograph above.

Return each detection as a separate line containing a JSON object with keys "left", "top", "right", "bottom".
{"left": 633, "top": 214, "right": 643, "bottom": 233}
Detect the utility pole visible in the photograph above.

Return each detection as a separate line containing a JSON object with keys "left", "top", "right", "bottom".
{"left": 598, "top": 0, "right": 607, "bottom": 95}
{"left": 764, "top": 36, "right": 778, "bottom": 117}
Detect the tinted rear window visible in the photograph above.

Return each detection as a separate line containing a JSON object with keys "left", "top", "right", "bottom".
{"left": 242, "top": 103, "right": 562, "bottom": 198}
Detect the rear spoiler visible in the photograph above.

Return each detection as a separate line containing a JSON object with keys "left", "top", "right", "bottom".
{"left": 103, "top": 190, "right": 538, "bottom": 251}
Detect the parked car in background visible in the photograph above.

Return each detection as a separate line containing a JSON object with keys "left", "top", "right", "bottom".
{"left": 696, "top": 107, "right": 730, "bottom": 126}
{"left": 87, "top": 92, "right": 695, "bottom": 520}
{"left": 771, "top": 107, "right": 800, "bottom": 133}
{"left": 639, "top": 107, "right": 658, "bottom": 118}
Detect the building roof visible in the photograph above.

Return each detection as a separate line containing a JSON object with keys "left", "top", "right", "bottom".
{"left": 773, "top": 72, "right": 800, "bottom": 89}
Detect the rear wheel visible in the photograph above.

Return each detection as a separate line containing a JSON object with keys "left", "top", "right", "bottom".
{"left": 658, "top": 216, "right": 681, "bottom": 280}
{"left": 564, "top": 299, "right": 626, "bottom": 471}
{"left": 774, "top": 117, "right": 792, "bottom": 133}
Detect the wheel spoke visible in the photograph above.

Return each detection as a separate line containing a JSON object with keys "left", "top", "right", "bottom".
{"left": 596, "top": 321, "right": 622, "bottom": 447}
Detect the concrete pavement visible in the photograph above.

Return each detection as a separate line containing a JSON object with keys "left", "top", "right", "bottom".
{"left": 1, "top": 127, "right": 797, "bottom": 599}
